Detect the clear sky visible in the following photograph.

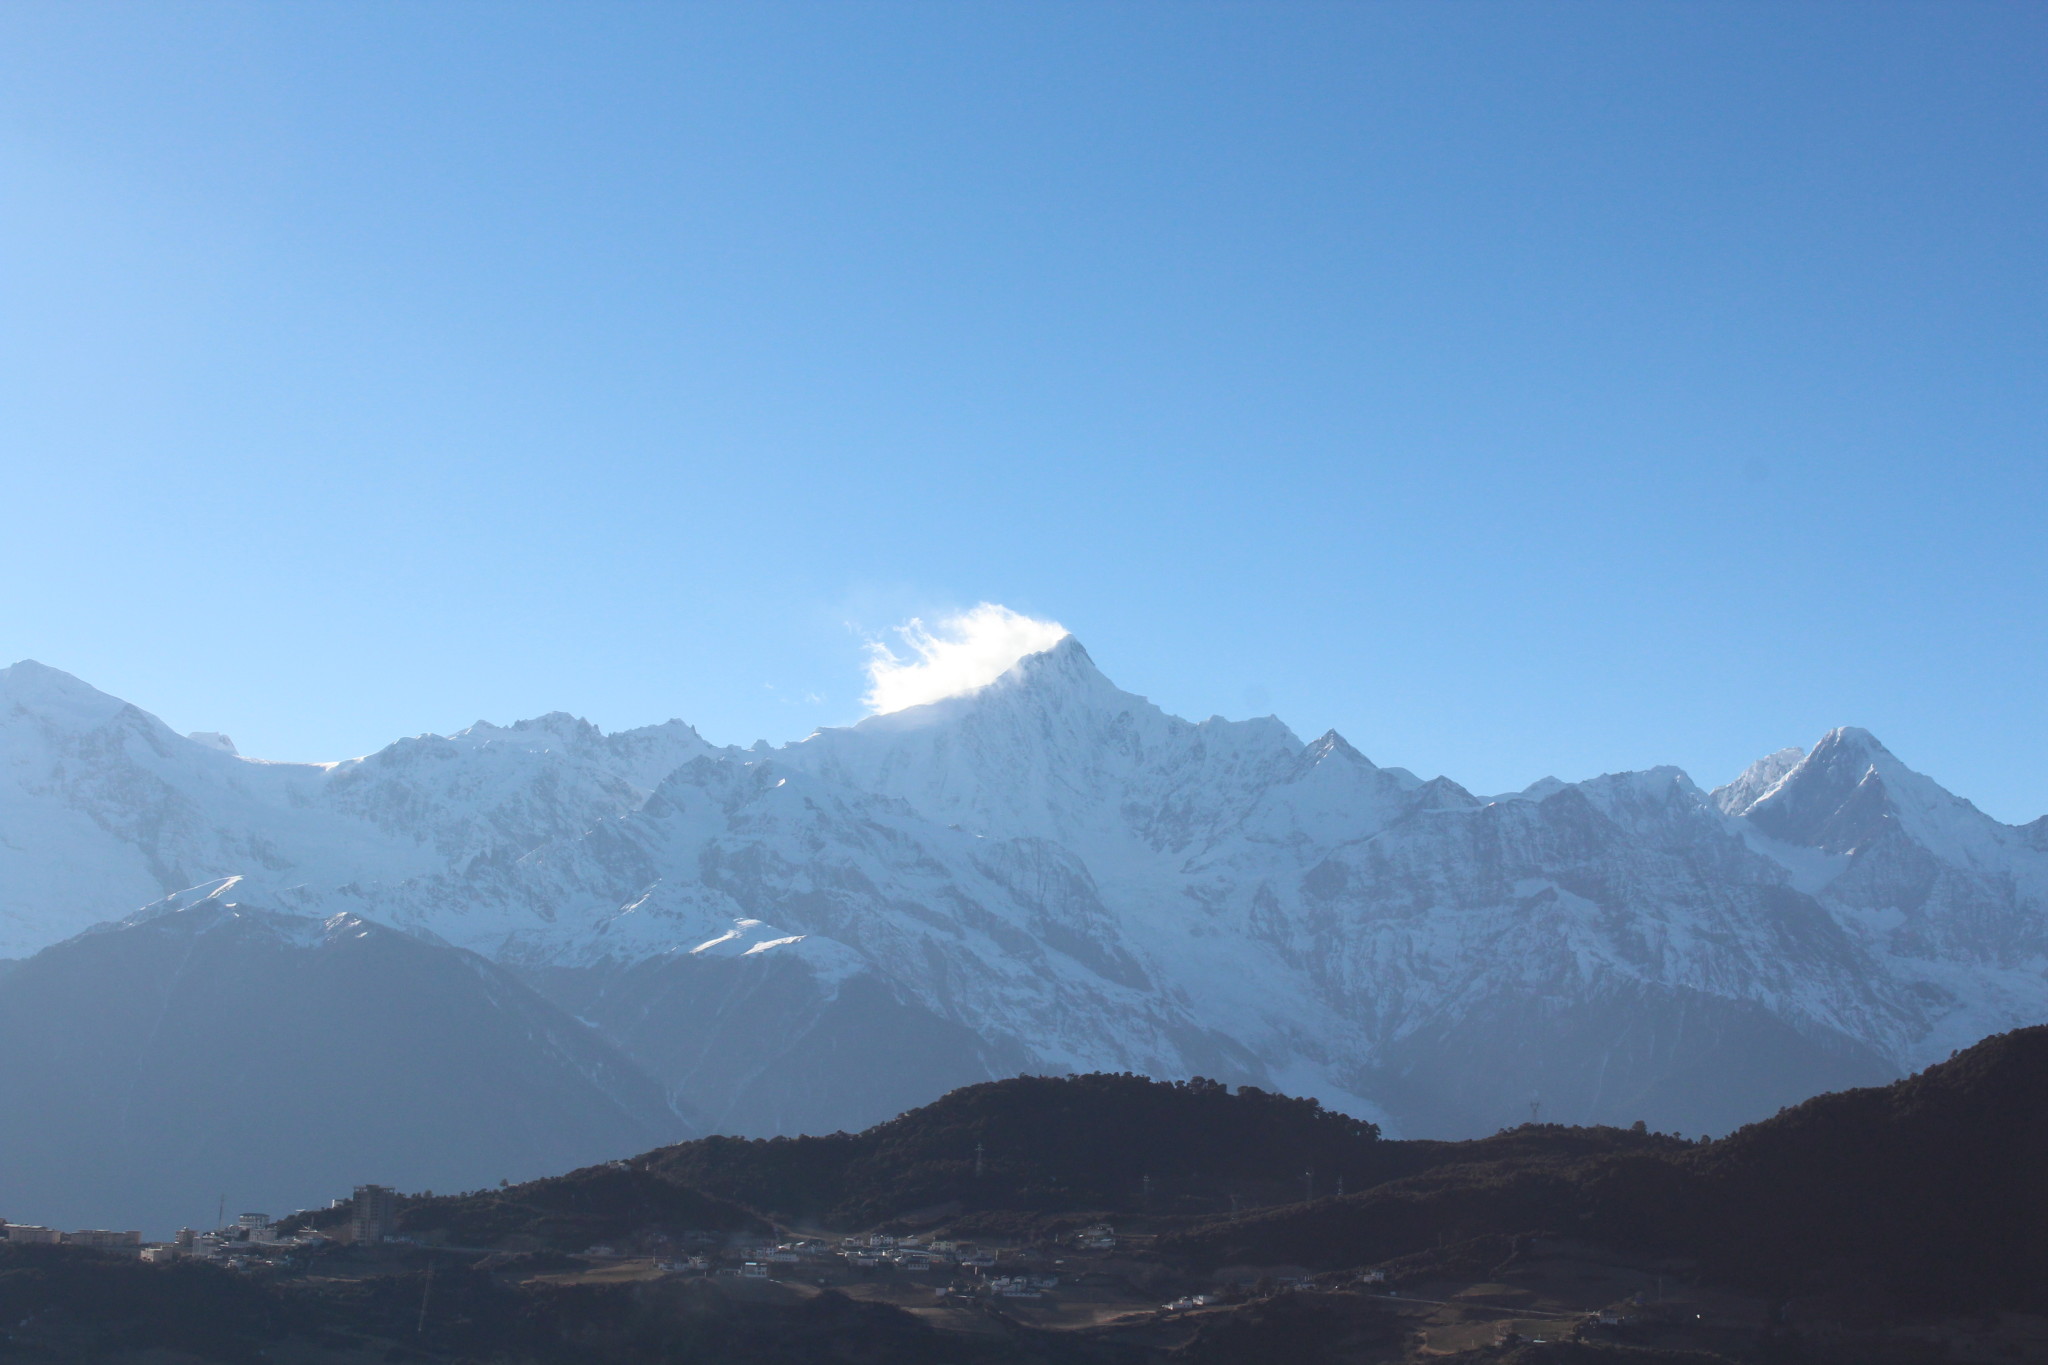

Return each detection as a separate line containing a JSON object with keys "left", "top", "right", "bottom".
{"left": 2, "top": 2, "right": 2043, "bottom": 821}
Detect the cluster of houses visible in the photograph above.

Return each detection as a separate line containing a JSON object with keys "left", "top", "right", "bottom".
{"left": 2, "top": 1211, "right": 333, "bottom": 1273}
{"left": 6, "top": 1194, "right": 1177, "bottom": 1312}
{"left": 639, "top": 1231, "right": 1068, "bottom": 1297}
{"left": 1, "top": 1185, "right": 396, "bottom": 1278}
{"left": 970, "top": 1274, "right": 1062, "bottom": 1300}
{"left": 0, "top": 1223, "right": 142, "bottom": 1251}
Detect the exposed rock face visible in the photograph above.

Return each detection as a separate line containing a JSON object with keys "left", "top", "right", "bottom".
{"left": 2, "top": 647, "right": 2045, "bottom": 1225}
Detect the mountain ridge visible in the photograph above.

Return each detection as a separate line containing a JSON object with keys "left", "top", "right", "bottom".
{"left": 0, "top": 879, "right": 693, "bottom": 1234}
{"left": 3, "top": 646, "right": 2046, "bottom": 1227}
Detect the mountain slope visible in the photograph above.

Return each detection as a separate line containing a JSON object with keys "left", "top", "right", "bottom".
{"left": 359, "top": 753, "right": 1274, "bottom": 1134}
{"left": 348, "top": 1023, "right": 2048, "bottom": 1317}
{"left": 13, "top": 1038, "right": 2048, "bottom": 1365}
{"left": 0, "top": 660, "right": 719, "bottom": 956}
{"left": 1170, "top": 1022, "right": 2048, "bottom": 1315}
{"left": 2, "top": 648, "right": 2045, "bottom": 1167}
{"left": 0, "top": 880, "right": 691, "bottom": 1235}
{"left": 301, "top": 1071, "right": 1390, "bottom": 1242}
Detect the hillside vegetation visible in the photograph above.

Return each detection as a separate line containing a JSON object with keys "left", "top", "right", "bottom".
{"left": 1169, "top": 1025, "right": 2048, "bottom": 1314}
{"left": 95, "top": 1029, "right": 2048, "bottom": 1363}
{"left": 354, "top": 1027, "right": 2048, "bottom": 1317}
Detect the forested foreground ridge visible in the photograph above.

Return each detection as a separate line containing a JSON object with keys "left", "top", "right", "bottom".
{"left": 10, "top": 1029, "right": 2048, "bottom": 1363}
{"left": 10, "top": 646, "right": 2048, "bottom": 1238}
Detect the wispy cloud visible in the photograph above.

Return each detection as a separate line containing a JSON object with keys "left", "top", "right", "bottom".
{"left": 863, "top": 603, "right": 1068, "bottom": 715}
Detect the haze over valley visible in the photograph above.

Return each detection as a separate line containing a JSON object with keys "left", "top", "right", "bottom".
{"left": 4, "top": 623, "right": 2044, "bottom": 1234}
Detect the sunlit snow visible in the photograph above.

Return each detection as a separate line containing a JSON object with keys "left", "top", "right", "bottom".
{"left": 862, "top": 603, "right": 1068, "bottom": 714}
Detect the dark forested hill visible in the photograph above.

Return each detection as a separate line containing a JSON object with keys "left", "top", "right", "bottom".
{"left": 306, "top": 1030, "right": 2048, "bottom": 1321}
{"left": 1688, "top": 1023, "right": 2048, "bottom": 1308}
{"left": 1169, "top": 1024, "right": 2048, "bottom": 1315}
{"left": 21, "top": 1036, "right": 2048, "bottom": 1362}
{"left": 644, "top": 1072, "right": 1385, "bottom": 1226}
{"left": 288, "top": 1072, "right": 1390, "bottom": 1246}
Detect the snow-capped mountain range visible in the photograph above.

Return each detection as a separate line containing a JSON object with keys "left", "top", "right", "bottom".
{"left": 3, "top": 642, "right": 2046, "bottom": 1223}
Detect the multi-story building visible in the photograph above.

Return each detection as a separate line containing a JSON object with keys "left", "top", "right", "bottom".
{"left": 2, "top": 1225, "right": 60, "bottom": 1245}
{"left": 350, "top": 1185, "right": 398, "bottom": 1245}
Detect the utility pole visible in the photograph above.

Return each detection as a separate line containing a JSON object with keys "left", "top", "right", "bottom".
{"left": 216, "top": 1195, "right": 225, "bottom": 1230}
{"left": 1141, "top": 1173, "right": 1152, "bottom": 1202}
{"left": 974, "top": 1141, "right": 985, "bottom": 1179}
{"left": 417, "top": 1258, "right": 434, "bottom": 1335}
{"left": 1304, "top": 1168, "right": 1315, "bottom": 1202}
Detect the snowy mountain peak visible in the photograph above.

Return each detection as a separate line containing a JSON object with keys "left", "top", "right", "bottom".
{"left": 1413, "top": 773, "right": 1481, "bottom": 810}
{"left": 1, "top": 657, "right": 93, "bottom": 694}
{"left": 1487, "top": 776, "right": 1569, "bottom": 805}
{"left": 1713, "top": 746, "right": 1806, "bottom": 816}
{"left": 830, "top": 636, "right": 1114, "bottom": 741}
{"left": 795, "top": 635, "right": 1321, "bottom": 845}
{"left": 4, "top": 655, "right": 2046, "bottom": 1168}
{"left": 1017, "top": 631, "right": 1098, "bottom": 674}
{"left": 1734, "top": 726, "right": 2017, "bottom": 866}
{"left": 453, "top": 711, "right": 602, "bottom": 747}
{"left": 1741, "top": 730, "right": 1896, "bottom": 853}
{"left": 1306, "top": 729, "right": 1370, "bottom": 765}
{"left": 1810, "top": 725, "right": 1894, "bottom": 769}
{"left": 942, "top": 633, "right": 1118, "bottom": 710}
{"left": 0, "top": 659, "right": 138, "bottom": 732}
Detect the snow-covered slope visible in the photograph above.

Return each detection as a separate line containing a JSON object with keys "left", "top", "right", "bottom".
{"left": 3, "top": 648, "right": 2045, "bottom": 1180}
{"left": 1718, "top": 726, "right": 2048, "bottom": 1060}
{"left": 0, "top": 660, "right": 720, "bottom": 955}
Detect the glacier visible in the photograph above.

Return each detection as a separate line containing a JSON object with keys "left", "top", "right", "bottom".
{"left": 4, "top": 639, "right": 2047, "bottom": 1221}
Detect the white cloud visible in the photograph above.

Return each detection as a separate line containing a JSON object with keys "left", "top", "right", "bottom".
{"left": 862, "top": 603, "right": 1069, "bottom": 715}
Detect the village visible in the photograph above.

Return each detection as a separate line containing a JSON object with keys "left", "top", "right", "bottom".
{"left": 14, "top": 1193, "right": 2047, "bottom": 1362}
{"left": 0, "top": 1191, "right": 1661, "bottom": 1348}
{"left": 0, "top": 1210, "right": 330, "bottom": 1274}
{"left": 0, "top": 1191, "right": 1265, "bottom": 1321}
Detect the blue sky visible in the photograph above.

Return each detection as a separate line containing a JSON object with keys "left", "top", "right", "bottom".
{"left": 2, "top": 2, "right": 2043, "bottom": 820}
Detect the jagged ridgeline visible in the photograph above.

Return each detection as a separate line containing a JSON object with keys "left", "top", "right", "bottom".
{"left": 3, "top": 644, "right": 2047, "bottom": 1233}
